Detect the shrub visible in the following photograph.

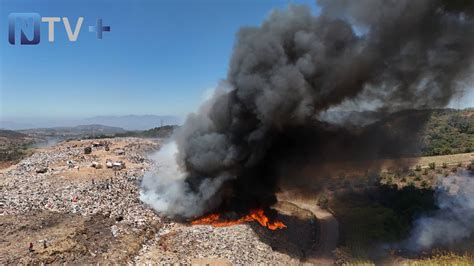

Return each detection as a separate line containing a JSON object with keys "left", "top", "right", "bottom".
{"left": 442, "top": 162, "right": 448, "bottom": 168}
{"left": 414, "top": 174, "right": 422, "bottom": 181}
{"left": 318, "top": 194, "right": 329, "bottom": 209}
{"left": 411, "top": 253, "right": 474, "bottom": 266}
{"left": 429, "top": 162, "right": 436, "bottom": 169}
{"left": 421, "top": 180, "right": 429, "bottom": 188}
{"left": 415, "top": 165, "right": 422, "bottom": 171}
{"left": 394, "top": 171, "right": 401, "bottom": 179}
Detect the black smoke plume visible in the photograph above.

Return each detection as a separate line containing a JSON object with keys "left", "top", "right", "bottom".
{"left": 141, "top": 0, "right": 474, "bottom": 218}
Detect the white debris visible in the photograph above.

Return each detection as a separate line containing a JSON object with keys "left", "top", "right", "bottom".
{"left": 111, "top": 225, "right": 119, "bottom": 237}
{"left": 114, "top": 149, "right": 125, "bottom": 155}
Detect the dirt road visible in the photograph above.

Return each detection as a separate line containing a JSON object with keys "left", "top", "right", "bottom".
{"left": 278, "top": 194, "right": 339, "bottom": 265}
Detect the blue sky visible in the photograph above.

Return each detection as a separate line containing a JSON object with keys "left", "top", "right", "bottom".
{"left": 0, "top": 0, "right": 319, "bottom": 119}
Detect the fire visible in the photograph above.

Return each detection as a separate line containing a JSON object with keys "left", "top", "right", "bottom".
{"left": 191, "top": 209, "right": 286, "bottom": 230}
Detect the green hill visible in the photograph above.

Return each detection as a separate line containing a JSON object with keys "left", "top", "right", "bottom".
{"left": 421, "top": 108, "right": 474, "bottom": 156}
{"left": 0, "top": 129, "right": 35, "bottom": 162}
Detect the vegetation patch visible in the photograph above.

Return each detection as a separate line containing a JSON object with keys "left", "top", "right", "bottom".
{"left": 421, "top": 109, "right": 474, "bottom": 156}
{"left": 330, "top": 185, "right": 436, "bottom": 257}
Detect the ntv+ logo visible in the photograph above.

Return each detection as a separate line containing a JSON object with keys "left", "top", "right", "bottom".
{"left": 8, "top": 13, "right": 111, "bottom": 45}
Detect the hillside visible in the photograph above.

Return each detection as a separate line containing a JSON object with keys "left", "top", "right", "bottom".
{"left": 0, "top": 130, "right": 36, "bottom": 163}
{"left": 0, "top": 129, "right": 29, "bottom": 141}
{"left": 20, "top": 124, "right": 126, "bottom": 138}
{"left": 421, "top": 108, "right": 474, "bottom": 155}
{"left": 81, "top": 115, "right": 181, "bottom": 130}
{"left": 0, "top": 129, "right": 35, "bottom": 146}
{"left": 356, "top": 108, "right": 474, "bottom": 157}
{"left": 0, "top": 115, "right": 181, "bottom": 130}
{"left": 117, "top": 125, "right": 178, "bottom": 139}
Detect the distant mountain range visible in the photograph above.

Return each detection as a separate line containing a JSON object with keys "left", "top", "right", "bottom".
{"left": 20, "top": 124, "right": 127, "bottom": 137}
{"left": 81, "top": 115, "right": 181, "bottom": 130}
{"left": 0, "top": 121, "right": 36, "bottom": 130}
{"left": 0, "top": 115, "right": 182, "bottom": 131}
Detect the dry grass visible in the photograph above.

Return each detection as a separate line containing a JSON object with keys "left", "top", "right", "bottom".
{"left": 342, "top": 259, "right": 375, "bottom": 266}
{"left": 416, "top": 153, "right": 474, "bottom": 169}
{"left": 410, "top": 253, "right": 474, "bottom": 266}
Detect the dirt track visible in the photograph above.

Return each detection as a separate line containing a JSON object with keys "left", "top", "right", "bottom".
{"left": 278, "top": 193, "right": 339, "bottom": 265}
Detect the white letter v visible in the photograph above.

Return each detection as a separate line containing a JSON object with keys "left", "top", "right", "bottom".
{"left": 62, "top": 17, "right": 83, "bottom": 42}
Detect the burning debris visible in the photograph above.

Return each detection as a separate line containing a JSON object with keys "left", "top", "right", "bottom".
{"left": 141, "top": 0, "right": 474, "bottom": 220}
{"left": 191, "top": 209, "right": 286, "bottom": 230}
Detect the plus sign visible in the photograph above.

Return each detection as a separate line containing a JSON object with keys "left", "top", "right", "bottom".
{"left": 89, "top": 19, "right": 110, "bottom": 39}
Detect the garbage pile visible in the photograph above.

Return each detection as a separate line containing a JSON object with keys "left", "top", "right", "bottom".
{"left": 1, "top": 137, "right": 300, "bottom": 264}
{"left": 2, "top": 138, "right": 161, "bottom": 232}
{"left": 133, "top": 223, "right": 297, "bottom": 265}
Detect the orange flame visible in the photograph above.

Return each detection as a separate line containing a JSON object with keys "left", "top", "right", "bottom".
{"left": 191, "top": 209, "right": 286, "bottom": 230}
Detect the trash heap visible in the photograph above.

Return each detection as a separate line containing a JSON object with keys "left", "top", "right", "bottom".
{"left": 1, "top": 137, "right": 299, "bottom": 264}
{"left": 2, "top": 138, "right": 161, "bottom": 232}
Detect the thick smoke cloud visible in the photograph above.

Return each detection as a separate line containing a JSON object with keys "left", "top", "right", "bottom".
{"left": 142, "top": 0, "right": 474, "bottom": 218}
{"left": 405, "top": 172, "right": 474, "bottom": 251}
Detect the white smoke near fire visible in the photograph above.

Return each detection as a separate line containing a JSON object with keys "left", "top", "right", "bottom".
{"left": 140, "top": 141, "right": 228, "bottom": 218}
{"left": 406, "top": 171, "right": 474, "bottom": 251}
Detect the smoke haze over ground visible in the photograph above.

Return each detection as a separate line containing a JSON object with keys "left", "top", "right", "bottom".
{"left": 141, "top": 0, "right": 474, "bottom": 218}
{"left": 405, "top": 172, "right": 474, "bottom": 251}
